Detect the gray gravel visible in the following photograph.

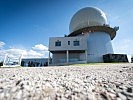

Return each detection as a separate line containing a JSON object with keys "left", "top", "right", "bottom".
{"left": 0, "top": 63, "right": 133, "bottom": 100}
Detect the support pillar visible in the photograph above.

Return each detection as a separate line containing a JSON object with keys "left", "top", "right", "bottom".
{"left": 85, "top": 50, "right": 88, "bottom": 63}
{"left": 66, "top": 50, "right": 69, "bottom": 64}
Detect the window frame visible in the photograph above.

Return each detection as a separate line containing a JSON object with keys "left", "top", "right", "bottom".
{"left": 73, "top": 40, "right": 80, "bottom": 46}
{"left": 55, "top": 40, "right": 61, "bottom": 46}
{"left": 68, "top": 41, "right": 70, "bottom": 45}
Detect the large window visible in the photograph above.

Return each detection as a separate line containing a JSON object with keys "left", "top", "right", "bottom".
{"left": 55, "top": 41, "right": 61, "bottom": 46}
{"left": 73, "top": 40, "right": 80, "bottom": 46}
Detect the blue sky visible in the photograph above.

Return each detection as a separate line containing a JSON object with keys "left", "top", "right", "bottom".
{"left": 0, "top": 0, "right": 133, "bottom": 61}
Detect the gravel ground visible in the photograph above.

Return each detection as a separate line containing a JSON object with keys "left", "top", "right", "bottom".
{"left": 0, "top": 63, "right": 133, "bottom": 100}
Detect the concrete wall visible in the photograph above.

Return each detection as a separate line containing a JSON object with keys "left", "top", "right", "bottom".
{"left": 86, "top": 32, "right": 113, "bottom": 62}
{"left": 49, "top": 36, "right": 87, "bottom": 51}
{"left": 103, "top": 54, "right": 129, "bottom": 63}
{"left": 49, "top": 32, "right": 114, "bottom": 64}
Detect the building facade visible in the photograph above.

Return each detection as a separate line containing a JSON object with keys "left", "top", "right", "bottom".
{"left": 49, "top": 36, "right": 87, "bottom": 64}
{"left": 49, "top": 7, "right": 118, "bottom": 65}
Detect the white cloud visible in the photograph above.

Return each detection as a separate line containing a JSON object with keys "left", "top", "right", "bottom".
{"left": 32, "top": 44, "right": 48, "bottom": 51}
{"left": 0, "top": 43, "right": 49, "bottom": 61}
{"left": 0, "top": 41, "right": 5, "bottom": 48}
{"left": 6, "top": 48, "right": 26, "bottom": 55}
{"left": 0, "top": 48, "right": 48, "bottom": 60}
{"left": 24, "top": 50, "right": 44, "bottom": 58}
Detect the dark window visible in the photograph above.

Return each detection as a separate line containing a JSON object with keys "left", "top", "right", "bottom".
{"left": 55, "top": 41, "right": 61, "bottom": 46}
{"left": 68, "top": 41, "right": 70, "bottom": 45}
{"left": 73, "top": 40, "right": 80, "bottom": 46}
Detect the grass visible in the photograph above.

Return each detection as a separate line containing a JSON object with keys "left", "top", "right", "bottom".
{"left": 69, "top": 62, "right": 129, "bottom": 66}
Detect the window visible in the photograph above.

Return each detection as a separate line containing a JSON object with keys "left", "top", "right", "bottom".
{"left": 73, "top": 40, "right": 80, "bottom": 46}
{"left": 68, "top": 41, "right": 70, "bottom": 45}
{"left": 55, "top": 41, "right": 61, "bottom": 46}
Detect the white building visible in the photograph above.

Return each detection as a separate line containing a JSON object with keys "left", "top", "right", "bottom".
{"left": 49, "top": 7, "right": 118, "bottom": 65}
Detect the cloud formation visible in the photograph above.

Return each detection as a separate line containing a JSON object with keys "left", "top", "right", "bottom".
{"left": 0, "top": 41, "right": 5, "bottom": 48}
{"left": 32, "top": 44, "right": 48, "bottom": 51}
{"left": 0, "top": 42, "right": 48, "bottom": 61}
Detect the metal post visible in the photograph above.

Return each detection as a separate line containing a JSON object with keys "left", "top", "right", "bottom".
{"left": 3, "top": 54, "right": 7, "bottom": 66}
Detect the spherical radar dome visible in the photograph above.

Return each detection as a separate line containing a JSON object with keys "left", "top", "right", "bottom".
{"left": 69, "top": 7, "right": 108, "bottom": 33}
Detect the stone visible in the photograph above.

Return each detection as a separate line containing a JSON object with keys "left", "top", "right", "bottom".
{"left": 118, "top": 93, "right": 127, "bottom": 100}
{"left": 16, "top": 80, "right": 21, "bottom": 86}
{"left": 0, "top": 63, "right": 133, "bottom": 99}
{"left": 127, "top": 87, "right": 132, "bottom": 93}
{"left": 0, "top": 87, "right": 3, "bottom": 93}
{"left": 11, "top": 87, "right": 18, "bottom": 93}
{"left": 0, "top": 92, "right": 4, "bottom": 99}
{"left": 100, "top": 92, "right": 108, "bottom": 100}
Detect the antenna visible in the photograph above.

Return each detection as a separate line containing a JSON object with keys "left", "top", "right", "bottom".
{"left": 114, "top": 26, "right": 119, "bottom": 31}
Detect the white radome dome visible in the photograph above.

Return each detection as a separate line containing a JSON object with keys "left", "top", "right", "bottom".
{"left": 69, "top": 7, "right": 108, "bottom": 33}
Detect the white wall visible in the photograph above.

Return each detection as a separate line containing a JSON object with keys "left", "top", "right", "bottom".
{"left": 49, "top": 36, "right": 87, "bottom": 51}
{"left": 86, "top": 32, "right": 114, "bottom": 62}
{"left": 49, "top": 32, "right": 114, "bottom": 63}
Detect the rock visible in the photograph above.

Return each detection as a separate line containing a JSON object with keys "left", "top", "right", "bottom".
{"left": 11, "top": 87, "right": 18, "bottom": 93}
{"left": 16, "top": 80, "right": 21, "bottom": 86}
{"left": 107, "top": 92, "right": 116, "bottom": 100}
{"left": 127, "top": 87, "right": 132, "bottom": 93}
{"left": 118, "top": 93, "right": 127, "bottom": 100}
{"left": 0, "top": 92, "right": 4, "bottom": 99}
{"left": 87, "top": 93, "right": 96, "bottom": 100}
{"left": 86, "top": 76, "right": 90, "bottom": 79}
{"left": 24, "top": 85, "right": 31, "bottom": 91}
{"left": 0, "top": 64, "right": 133, "bottom": 99}
{"left": 100, "top": 92, "right": 108, "bottom": 100}
{"left": 0, "top": 87, "right": 3, "bottom": 93}
{"left": 64, "top": 74, "right": 67, "bottom": 77}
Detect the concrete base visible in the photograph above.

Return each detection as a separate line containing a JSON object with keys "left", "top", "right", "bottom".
{"left": 103, "top": 54, "right": 129, "bottom": 63}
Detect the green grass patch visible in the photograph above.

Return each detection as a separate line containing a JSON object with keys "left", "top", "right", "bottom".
{"left": 69, "top": 62, "right": 127, "bottom": 66}
{"left": 69, "top": 63, "right": 104, "bottom": 66}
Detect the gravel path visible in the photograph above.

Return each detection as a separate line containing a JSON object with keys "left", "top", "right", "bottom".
{"left": 0, "top": 63, "right": 133, "bottom": 100}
